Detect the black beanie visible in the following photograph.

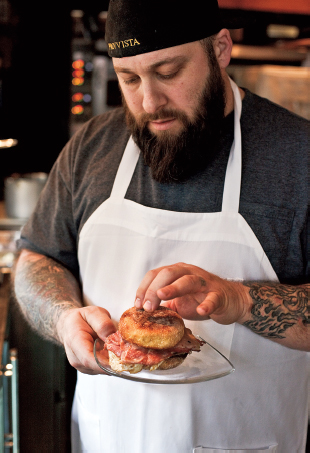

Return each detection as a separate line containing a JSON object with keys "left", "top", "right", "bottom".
{"left": 106, "top": 0, "right": 239, "bottom": 58}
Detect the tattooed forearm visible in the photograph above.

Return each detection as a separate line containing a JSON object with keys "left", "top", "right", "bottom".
{"left": 243, "top": 282, "right": 310, "bottom": 344}
{"left": 13, "top": 249, "right": 82, "bottom": 344}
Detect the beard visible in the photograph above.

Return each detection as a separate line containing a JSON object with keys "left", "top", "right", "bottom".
{"left": 123, "top": 52, "right": 226, "bottom": 183}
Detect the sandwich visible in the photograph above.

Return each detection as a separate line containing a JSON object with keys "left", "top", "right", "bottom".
{"left": 104, "top": 306, "right": 204, "bottom": 374}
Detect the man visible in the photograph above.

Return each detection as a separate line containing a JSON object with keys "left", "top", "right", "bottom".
{"left": 13, "top": 0, "right": 309, "bottom": 451}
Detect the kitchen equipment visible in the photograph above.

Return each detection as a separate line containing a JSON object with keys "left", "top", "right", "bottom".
{"left": 4, "top": 172, "right": 48, "bottom": 219}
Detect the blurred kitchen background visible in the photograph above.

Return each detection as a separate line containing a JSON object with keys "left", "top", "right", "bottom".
{"left": 0, "top": 0, "right": 309, "bottom": 451}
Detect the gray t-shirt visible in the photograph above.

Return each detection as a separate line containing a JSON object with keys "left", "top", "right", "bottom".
{"left": 18, "top": 89, "right": 309, "bottom": 284}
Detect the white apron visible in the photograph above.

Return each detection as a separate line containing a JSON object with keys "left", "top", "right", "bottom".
{"left": 73, "top": 81, "right": 308, "bottom": 452}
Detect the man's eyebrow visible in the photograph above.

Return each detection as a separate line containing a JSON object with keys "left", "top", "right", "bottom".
{"left": 114, "top": 56, "right": 188, "bottom": 74}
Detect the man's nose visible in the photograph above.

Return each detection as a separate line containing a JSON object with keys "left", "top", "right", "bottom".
{"left": 141, "top": 81, "right": 167, "bottom": 114}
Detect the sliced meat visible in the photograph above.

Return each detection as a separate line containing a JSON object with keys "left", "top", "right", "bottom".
{"left": 105, "top": 327, "right": 202, "bottom": 366}
{"left": 171, "top": 328, "right": 203, "bottom": 353}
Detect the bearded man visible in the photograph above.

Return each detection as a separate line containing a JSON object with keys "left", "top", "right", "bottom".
{"left": 13, "top": 0, "right": 309, "bottom": 452}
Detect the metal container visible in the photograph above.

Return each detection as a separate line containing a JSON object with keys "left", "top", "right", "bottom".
{"left": 4, "top": 172, "right": 48, "bottom": 219}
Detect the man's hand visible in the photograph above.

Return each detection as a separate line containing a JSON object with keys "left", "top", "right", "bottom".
{"left": 135, "top": 262, "right": 250, "bottom": 325}
{"left": 135, "top": 262, "right": 310, "bottom": 351}
{"left": 13, "top": 249, "right": 117, "bottom": 374}
{"left": 56, "top": 306, "right": 116, "bottom": 375}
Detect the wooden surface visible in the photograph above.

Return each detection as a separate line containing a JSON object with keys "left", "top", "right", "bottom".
{"left": 219, "top": 0, "right": 310, "bottom": 15}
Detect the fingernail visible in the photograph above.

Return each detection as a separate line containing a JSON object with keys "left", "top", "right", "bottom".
{"left": 135, "top": 298, "right": 142, "bottom": 309}
{"left": 143, "top": 300, "right": 152, "bottom": 311}
{"left": 197, "top": 306, "right": 207, "bottom": 315}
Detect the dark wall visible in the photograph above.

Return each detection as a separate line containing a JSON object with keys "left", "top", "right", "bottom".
{"left": 1, "top": 1, "right": 111, "bottom": 196}
{"left": 3, "top": 2, "right": 72, "bottom": 178}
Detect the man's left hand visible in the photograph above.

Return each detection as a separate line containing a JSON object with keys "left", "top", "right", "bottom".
{"left": 135, "top": 262, "right": 250, "bottom": 324}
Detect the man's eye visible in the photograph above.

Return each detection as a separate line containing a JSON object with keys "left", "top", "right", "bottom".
{"left": 158, "top": 72, "right": 177, "bottom": 80}
{"left": 123, "top": 77, "right": 139, "bottom": 85}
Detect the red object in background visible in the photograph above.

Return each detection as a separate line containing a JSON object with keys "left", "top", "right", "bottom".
{"left": 218, "top": 0, "right": 310, "bottom": 15}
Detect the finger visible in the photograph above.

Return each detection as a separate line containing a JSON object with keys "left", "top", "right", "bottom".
{"left": 140, "top": 265, "right": 190, "bottom": 311}
{"left": 162, "top": 297, "right": 210, "bottom": 321}
{"left": 70, "top": 338, "right": 110, "bottom": 375}
{"left": 82, "top": 307, "right": 116, "bottom": 340}
{"left": 63, "top": 308, "right": 115, "bottom": 374}
{"left": 135, "top": 266, "right": 166, "bottom": 308}
{"left": 160, "top": 300, "right": 177, "bottom": 310}
{"left": 196, "top": 291, "right": 222, "bottom": 317}
{"left": 67, "top": 331, "right": 111, "bottom": 375}
{"left": 64, "top": 332, "right": 101, "bottom": 374}
{"left": 158, "top": 274, "right": 207, "bottom": 301}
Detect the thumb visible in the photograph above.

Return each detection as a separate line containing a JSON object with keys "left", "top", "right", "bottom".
{"left": 196, "top": 291, "right": 221, "bottom": 316}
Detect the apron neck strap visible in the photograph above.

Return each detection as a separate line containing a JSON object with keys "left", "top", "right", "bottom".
{"left": 110, "top": 136, "right": 140, "bottom": 199}
{"left": 221, "top": 78, "right": 243, "bottom": 213}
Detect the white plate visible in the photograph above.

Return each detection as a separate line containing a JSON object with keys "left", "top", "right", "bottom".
{"left": 93, "top": 336, "right": 235, "bottom": 385}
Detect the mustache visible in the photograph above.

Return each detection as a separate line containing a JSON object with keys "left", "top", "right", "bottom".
{"left": 134, "top": 109, "right": 189, "bottom": 128}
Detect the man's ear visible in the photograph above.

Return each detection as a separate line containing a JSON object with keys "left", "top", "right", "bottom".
{"left": 213, "top": 29, "right": 233, "bottom": 69}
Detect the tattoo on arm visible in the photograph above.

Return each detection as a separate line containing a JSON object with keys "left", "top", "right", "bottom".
{"left": 13, "top": 253, "right": 82, "bottom": 344}
{"left": 243, "top": 282, "right": 310, "bottom": 339}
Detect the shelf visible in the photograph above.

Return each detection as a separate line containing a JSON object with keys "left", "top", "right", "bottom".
{"left": 231, "top": 44, "right": 308, "bottom": 62}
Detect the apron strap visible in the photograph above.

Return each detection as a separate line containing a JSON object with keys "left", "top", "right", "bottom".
{"left": 221, "top": 79, "right": 243, "bottom": 213}
{"left": 110, "top": 136, "right": 140, "bottom": 199}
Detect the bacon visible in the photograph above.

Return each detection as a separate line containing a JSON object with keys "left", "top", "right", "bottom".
{"left": 121, "top": 341, "right": 172, "bottom": 365}
{"left": 171, "top": 328, "right": 203, "bottom": 353}
{"left": 105, "top": 327, "right": 202, "bottom": 365}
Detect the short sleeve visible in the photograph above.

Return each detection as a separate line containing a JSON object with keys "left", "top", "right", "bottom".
{"left": 17, "top": 138, "right": 80, "bottom": 278}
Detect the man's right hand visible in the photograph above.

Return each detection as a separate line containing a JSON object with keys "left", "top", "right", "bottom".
{"left": 13, "top": 249, "right": 117, "bottom": 375}
{"left": 56, "top": 305, "right": 116, "bottom": 375}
